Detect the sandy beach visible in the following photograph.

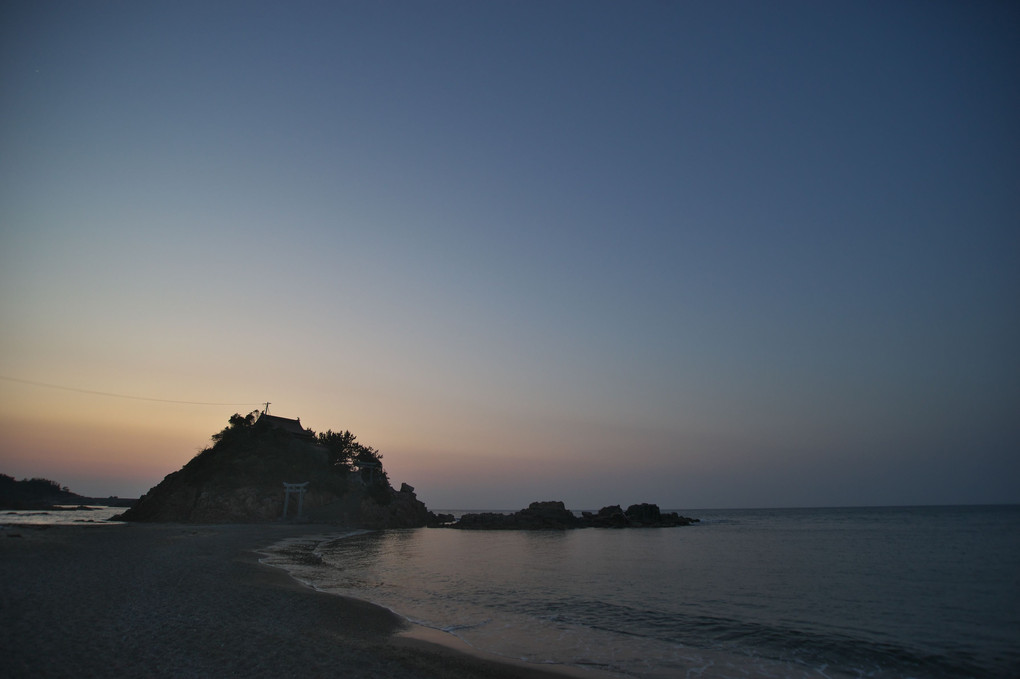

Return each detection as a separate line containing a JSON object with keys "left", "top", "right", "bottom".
{"left": 0, "top": 523, "right": 602, "bottom": 679}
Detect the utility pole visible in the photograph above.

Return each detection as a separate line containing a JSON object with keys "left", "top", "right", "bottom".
{"left": 263, "top": 402, "right": 271, "bottom": 415}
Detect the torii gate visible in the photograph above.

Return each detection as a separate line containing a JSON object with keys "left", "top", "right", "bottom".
{"left": 355, "top": 459, "right": 382, "bottom": 484}
{"left": 282, "top": 482, "right": 309, "bottom": 519}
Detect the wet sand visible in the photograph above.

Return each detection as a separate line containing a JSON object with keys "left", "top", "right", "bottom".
{"left": 0, "top": 522, "right": 607, "bottom": 678}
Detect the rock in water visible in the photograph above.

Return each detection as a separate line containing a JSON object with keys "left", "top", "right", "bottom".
{"left": 624, "top": 503, "right": 662, "bottom": 525}
{"left": 449, "top": 501, "right": 698, "bottom": 530}
{"left": 516, "top": 500, "right": 582, "bottom": 528}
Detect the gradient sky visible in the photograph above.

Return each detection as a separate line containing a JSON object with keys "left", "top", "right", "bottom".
{"left": 2, "top": 1, "right": 1018, "bottom": 509}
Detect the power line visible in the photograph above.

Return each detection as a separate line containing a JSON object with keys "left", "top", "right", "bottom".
{"left": 0, "top": 375, "right": 263, "bottom": 407}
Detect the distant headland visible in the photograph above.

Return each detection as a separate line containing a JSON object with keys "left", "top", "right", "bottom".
{"left": 0, "top": 474, "right": 134, "bottom": 511}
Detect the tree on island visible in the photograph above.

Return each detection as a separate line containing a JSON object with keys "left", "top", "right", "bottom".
{"left": 316, "top": 429, "right": 378, "bottom": 470}
{"left": 208, "top": 410, "right": 260, "bottom": 446}
{"left": 317, "top": 428, "right": 390, "bottom": 503}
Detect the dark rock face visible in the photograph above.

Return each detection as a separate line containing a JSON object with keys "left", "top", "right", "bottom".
{"left": 582, "top": 505, "right": 629, "bottom": 528}
{"left": 517, "top": 500, "right": 582, "bottom": 528}
{"left": 448, "top": 501, "right": 698, "bottom": 530}
{"left": 117, "top": 432, "right": 339, "bottom": 523}
{"left": 625, "top": 503, "right": 666, "bottom": 525}
{"left": 356, "top": 484, "right": 437, "bottom": 529}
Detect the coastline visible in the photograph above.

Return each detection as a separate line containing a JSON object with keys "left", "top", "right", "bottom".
{"left": 0, "top": 522, "right": 613, "bottom": 679}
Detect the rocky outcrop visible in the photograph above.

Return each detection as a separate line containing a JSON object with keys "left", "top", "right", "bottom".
{"left": 447, "top": 501, "right": 698, "bottom": 530}
{"left": 454, "top": 501, "right": 581, "bottom": 530}
{"left": 355, "top": 484, "right": 438, "bottom": 529}
{"left": 583, "top": 504, "right": 630, "bottom": 528}
{"left": 116, "top": 414, "right": 436, "bottom": 528}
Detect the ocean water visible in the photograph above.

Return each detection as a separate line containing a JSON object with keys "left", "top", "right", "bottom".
{"left": 258, "top": 506, "right": 1020, "bottom": 678}
{"left": 0, "top": 505, "right": 125, "bottom": 525}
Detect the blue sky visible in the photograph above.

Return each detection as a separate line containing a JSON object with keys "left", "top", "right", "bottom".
{"left": 1, "top": 1, "right": 1018, "bottom": 508}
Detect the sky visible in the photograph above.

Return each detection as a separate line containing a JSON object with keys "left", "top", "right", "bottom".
{"left": 1, "top": 1, "right": 1018, "bottom": 510}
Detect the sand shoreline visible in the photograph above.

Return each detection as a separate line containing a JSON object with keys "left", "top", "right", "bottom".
{"left": 0, "top": 522, "right": 614, "bottom": 678}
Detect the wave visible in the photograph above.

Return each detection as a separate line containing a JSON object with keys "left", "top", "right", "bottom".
{"left": 259, "top": 510, "right": 1020, "bottom": 679}
{"left": 526, "top": 597, "right": 1005, "bottom": 678}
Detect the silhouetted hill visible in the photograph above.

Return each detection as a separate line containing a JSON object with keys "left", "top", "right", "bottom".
{"left": 0, "top": 475, "right": 134, "bottom": 510}
{"left": 116, "top": 412, "right": 435, "bottom": 527}
{"left": 0, "top": 475, "right": 78, "bottom": 509}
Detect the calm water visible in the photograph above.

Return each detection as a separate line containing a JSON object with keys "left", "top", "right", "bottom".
{"left": 0, "top": 505, "right": 125, "bottom": 525}
{"left": 259, "top": 506, "right": 1020, "bottom": 678}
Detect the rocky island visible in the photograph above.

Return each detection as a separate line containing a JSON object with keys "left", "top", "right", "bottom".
{"left": 116, "top": 411, "right": 437, "bottom": 528}
{"left": 446, "top": 500, "right": 698, "bottom": 530}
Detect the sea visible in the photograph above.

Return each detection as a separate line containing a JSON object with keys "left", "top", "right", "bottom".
{"left": 258, "top": 505, "right": 1020, "bottom": 679}
{"left": 0, "top": 505, "right": 125, "bottom": 525}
